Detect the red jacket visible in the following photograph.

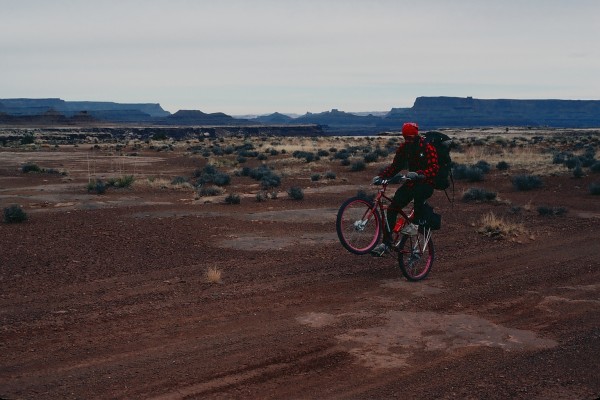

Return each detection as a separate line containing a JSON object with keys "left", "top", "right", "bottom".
{"left": 379, "top": 136, "right": 439, "bottom": 187}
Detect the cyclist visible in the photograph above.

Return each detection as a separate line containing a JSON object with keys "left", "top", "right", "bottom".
{"left": 371, "top": 122, "right": 439, "bottom": 256}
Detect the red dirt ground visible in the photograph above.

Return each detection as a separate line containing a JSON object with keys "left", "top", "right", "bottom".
{"left": 1, "top": 136, "right": 599, "bottom": 399}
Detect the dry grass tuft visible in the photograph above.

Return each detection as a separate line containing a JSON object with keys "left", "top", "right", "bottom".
{"left": 452, "top": 146, "right": 567, "bottom": 176}
{"left": 135, "top": 178, "right": 194, "bottom": 191}
{"left": 206, "top": 266, "right": 222, "bottom": 284}
{"left": 477, "top": 212, "right": 528, "bottom": 240}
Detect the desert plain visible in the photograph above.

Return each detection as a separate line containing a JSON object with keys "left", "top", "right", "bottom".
{"left": 0, "top": 127, "right": 599, "bottom": 399}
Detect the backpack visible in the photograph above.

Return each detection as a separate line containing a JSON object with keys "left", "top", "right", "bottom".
{"left": 423, "top": 131, "right": 453, "bottom": 191}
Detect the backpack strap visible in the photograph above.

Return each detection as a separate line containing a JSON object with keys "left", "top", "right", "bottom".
{"left": 442, "top": 169, "right": 455, "bottom": 206}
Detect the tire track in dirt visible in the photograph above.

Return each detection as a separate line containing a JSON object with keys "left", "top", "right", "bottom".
{"left": 147, "top": 346, "right": 346, "bottom": 400}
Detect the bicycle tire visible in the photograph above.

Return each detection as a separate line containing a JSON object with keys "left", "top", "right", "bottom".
{"left": 397, "top": 229, "right": 435, "bottom": 281}
{"left": 336, "top": 196, "right": 382, "bottom": 255}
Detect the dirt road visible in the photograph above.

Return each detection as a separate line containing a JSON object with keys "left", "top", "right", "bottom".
{"left": 1, "top": 138, "right": 599, "bottom": 399}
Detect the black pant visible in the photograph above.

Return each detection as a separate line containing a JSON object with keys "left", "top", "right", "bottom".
{"left": 385, "top": 183, "right": 434, "bottom": 240}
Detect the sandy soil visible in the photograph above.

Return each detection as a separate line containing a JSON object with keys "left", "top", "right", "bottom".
{"left": 1, "top": 135, "right": 599, "bottom": 399}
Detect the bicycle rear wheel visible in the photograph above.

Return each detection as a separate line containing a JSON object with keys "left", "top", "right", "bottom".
{"left": 336, "top": 196, "right": 381, "bottom": 255}
{"left": 397, "top": 228, "right": 435, "bottom": 281}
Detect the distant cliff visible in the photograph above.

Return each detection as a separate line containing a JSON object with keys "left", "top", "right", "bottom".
{"left": 3, "top": 96, "right": 600, "bottom": 132}
{"left": 0, "top": 98, "right": 170, "bottom": 120}
{"left": 382, "top": 97, "right": 600, "bottom": 130}
{"left": 162, "top": 110, "right": 246, "bottom": 125}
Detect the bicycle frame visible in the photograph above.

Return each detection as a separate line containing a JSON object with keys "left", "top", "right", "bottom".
{"left": 374, "top": 181, "right": 433, "bottom": 254}
{"left": 374, "top": 182, "right": 412, "bottom": 244}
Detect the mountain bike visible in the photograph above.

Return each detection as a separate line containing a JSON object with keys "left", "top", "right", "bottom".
{"left": 335, "top": 175, "right": 435, "bottom": 281}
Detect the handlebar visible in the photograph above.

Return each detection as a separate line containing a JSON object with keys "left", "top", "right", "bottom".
{"left": 373, "top": 173, "right": 424, "bottom": 186}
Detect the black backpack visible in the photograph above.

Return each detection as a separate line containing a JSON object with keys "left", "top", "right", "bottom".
{"left": 423, "top": 131, "right": 454, "bottom": 194}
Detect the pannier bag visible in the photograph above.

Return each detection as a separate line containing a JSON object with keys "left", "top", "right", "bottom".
{"left": 422, "top": 202, "right": 441, "bottom": 230}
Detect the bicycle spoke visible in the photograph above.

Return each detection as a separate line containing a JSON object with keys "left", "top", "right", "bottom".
{"left": 397, "top": 230, "right": 435, "bottom": 281}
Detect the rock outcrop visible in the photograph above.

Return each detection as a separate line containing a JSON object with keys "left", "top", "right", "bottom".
{"left": 3, "top": 96, "right": 600, "bottom": 133}
{"left": 0, "top": 98, "right": 169, "bottom": 120}
{"left": 382, "top": 97, "right": 600, "bottom": 130}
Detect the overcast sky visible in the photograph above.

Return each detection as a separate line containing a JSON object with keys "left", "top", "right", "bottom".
{"left": 1, "top": 0, "right": 599, "bottom": 115}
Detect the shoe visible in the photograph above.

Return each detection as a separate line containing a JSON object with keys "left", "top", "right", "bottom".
{"left": 400, "top": 222, "right": 418, "bottom": 236}
{"left": 371, "top": 242, "right": 390, "bottom": 257}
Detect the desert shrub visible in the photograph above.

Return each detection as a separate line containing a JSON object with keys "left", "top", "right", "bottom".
{"left": 224, "top": 193, "right": 241, "bottom": 204}
{"left": 474, "top": 160, "right": 491, "bottom": 173}
{"left": 340, "top": 159, "right": 351, "bottom": 166}
{"left": 582, "top": 146, "right": 597, "bottom": 165}
{"left": 565, "top": 157, "right": 581, "bottom": 170}
{"left": 590, "top": 183, "right": 600, "bottom": 195}
{"left": 257, "top": 153, "right": 268, "bottom": 161}
{"left": 198, "top": 185, "right": 223, "bottom": 196}
{"left": 496, "top": 161, "right": 510, "bottom": 171}
{"left": 152, "top": 132, "right": 169, "bottom": 141}
{"left": 20, "top": 134, "right": 35, "bottom": 145}
{"left": 317, "top": 149, "right": 330, "bottom": 157}
{"left": 87, "top": 179, "right": 106, "bottom": 194}
{"left": 256, "top": 191, "right": 268, "bottom": 202}
{"left": 223, "top": 146, "right": 234, "bottom": 155}
{"left": 350, "top": 160, "right": 366, "bottom": 172}
{"left": 243, "top": 165, "right": 281, "bottom": 189}
{"left": 292, "top": 150, "right": 317, "bottom": 163}
{"left": 195, "top": 165, "right": 231, "bottom": 186}
{"left": 20, "top": 163, "right": 61, "bottom": 176}
{"left": 198, "top": 164, "right": 218, "bottom": 176}
{"left": 552, "top": 151, "right": 569, "bottom": 164}
{"left": 334, "top": 150, "right": 350, "bottom": 160}
{"left": 553, "top": 150, "right": 596, "bottom": 170}
{"left": 110, "top": 175, "right": 135, "bottom": 188}
{"left": 363, "top": 152, "right": 379, "bottom": 163}
{"left": 462, "top": 187, "right": 497, "bottom": 202}
{"left": 3, "top": 204, "right": 27, "bottom": 223}
{"left": 453, "top": 164, "right": 485, "bottom": 182}
{"left": 212, "top": 173, "right": 231, "bottom": 186}
{"left": 573, "top": 165, "right": 584, "bottom": 178}
{"left": 287, "top": 186, "right": 304, "bottom": 200}
{"left": 375, "top": 147, "right": 389, "bottom": 157}
{"left": 310, "top": 173, "right": 321, "bottom": 182}
{"left": 589, "top": 161, "right": 600, "bottom": 173}
{"left": 324, "top": 171, "right": 336, "bottom": 180}
{"left": 236, "top": 156, "right": 247, "bottom": 164}
{"left": 211, "top": 146, "right": 224, "bottom": 156}
{"left": 512, "top": 174, "right": 543, "bottom": 191}
{"left": 244, "top": 165, "right": 267, "bottom": 180}
{"left": 235, "top": 142, "right": 255, "bottom": 152}
{"left": 259, "top": 173, "right": 281, "bottom": 189}
{"left": 171, "top": 176, "right": 188, "bottom": 185}
{"left": 238, "top": 150, "right": 259, "bottom": 158}
{"left": 269, "top": 149, "right": 279, "bottom": 156}
{"left": 22, "top": 163, "right": 42, "bottom": 173}
{"left": 537, "top": 206, "right": 567, "bottom": 216}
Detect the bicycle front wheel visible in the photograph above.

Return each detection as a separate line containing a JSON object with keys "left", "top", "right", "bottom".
{"left": 336, "top": 196, "right": 381, "bottom": 255}
{"left": 397, "top": 229, "right": 435, "bottom": 281}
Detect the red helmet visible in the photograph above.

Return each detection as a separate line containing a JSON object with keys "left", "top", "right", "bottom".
{"left": 402, "top": 122, "right": 419, "bottom": 137}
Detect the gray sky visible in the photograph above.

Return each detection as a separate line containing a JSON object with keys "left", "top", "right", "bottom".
{"left": 1, "top": 0, "right": 599, "bottom": 115}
